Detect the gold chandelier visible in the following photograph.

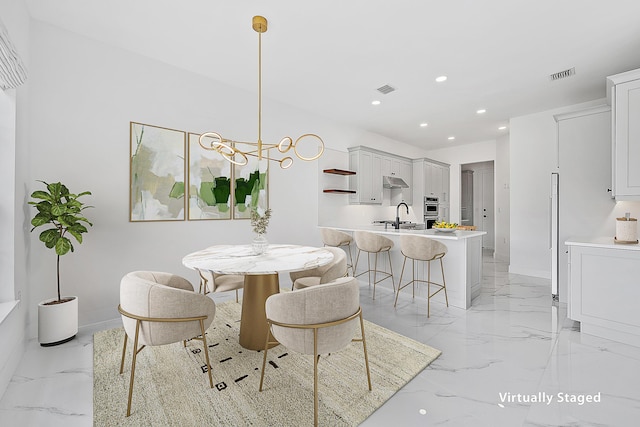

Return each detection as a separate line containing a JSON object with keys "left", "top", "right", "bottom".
{"left": 198, "top": 15, "right": 324, "bottom": 169}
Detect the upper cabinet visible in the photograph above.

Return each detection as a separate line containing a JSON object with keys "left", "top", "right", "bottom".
{"left": 424, "top": 161, "right": 450, "bottom": 204}
{"left": 348, "top": 147, "right": 383, "bottom": 204}
{"left": 608, "top": 68, "right": 640, "bottom": 201}
{"left": 348, "top": 146, "right": 413, "bottom": 205}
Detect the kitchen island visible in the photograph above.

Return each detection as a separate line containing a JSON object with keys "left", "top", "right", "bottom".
{"left": 325, "top": 225, "right": 486, "bottom": 309}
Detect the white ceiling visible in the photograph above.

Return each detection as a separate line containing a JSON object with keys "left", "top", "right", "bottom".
{"left": 25, "top": 0, "right": 640, "bottom": 150}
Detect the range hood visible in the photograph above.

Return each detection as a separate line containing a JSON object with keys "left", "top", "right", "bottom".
{"left": 383, "top": 176, "right": 409, "bottom": 189}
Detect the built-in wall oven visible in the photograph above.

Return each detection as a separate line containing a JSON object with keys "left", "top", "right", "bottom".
{"left": 424, "top": 196, "right": 439, "bottom": 229}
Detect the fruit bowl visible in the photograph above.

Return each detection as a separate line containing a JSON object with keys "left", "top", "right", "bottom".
{"left": 433, "top": 227, "right": 456, "bottom": 233}
{"left": 432, "top": 221, "right": 458, "bottom": 233}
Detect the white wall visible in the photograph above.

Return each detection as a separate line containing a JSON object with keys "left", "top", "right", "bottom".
{"left": 23, "top": 21, "right": 430, "bottom": 335}
{"left": 495, "top": 134, "right": 510, "bottom": 261}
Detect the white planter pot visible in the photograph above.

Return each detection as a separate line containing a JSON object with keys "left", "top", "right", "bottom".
{"left": 38, "top": 296, "right": 78, "bottom": 346}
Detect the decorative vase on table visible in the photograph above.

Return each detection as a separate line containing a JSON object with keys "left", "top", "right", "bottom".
{"left": 250, "top": 207, "right": 272, "bottom": 255}
{"left": 252, "top": 233, "right": 269, "bottom": 255}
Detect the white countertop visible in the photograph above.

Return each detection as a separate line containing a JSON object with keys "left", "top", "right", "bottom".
{"left": 324, "top": 225, "right": 486, "bottom": 240}
{"left": 565, "top": 236, "right": 640, "bottom": 251}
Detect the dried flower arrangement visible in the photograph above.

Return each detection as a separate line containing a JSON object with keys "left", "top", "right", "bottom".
{"left": 250, "top": 207, "right": 272, "bottom": 235}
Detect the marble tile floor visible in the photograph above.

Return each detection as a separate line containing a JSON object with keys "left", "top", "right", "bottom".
{"left": 1, "top": 252, "right": 640, "bottom": 426}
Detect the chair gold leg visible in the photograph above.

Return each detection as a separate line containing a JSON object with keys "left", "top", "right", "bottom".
{"left": 259, "top": 321, "right": 272, "bottom": 392}
{"left": 313, "top": 328, "right": 319, "bottom": 427}
{"left": 386, "top": 250, "right": 395, "bottom": 292}
{"left": 119, "top": 333, "right": 128, "bottom": 375}
{"left": 412, "top": 259, "right": 417, "bottom": 298}
{"left": 374, "top": 252, "right": 382, "bottom": 299}
{"left": 394, "top": 256, "right": 408, "bottom": 308}
{"left": 353, "top": 249, "right": 361, "bottom": 276}
{"left": 235, "top": 289, "right": 239, "bottom": 303}
{"left": 359, "top": 312, "right": 372, "bottom": 391}
{"left": 427, "top": 260, "right": 431, "bottom": 318}
{"left": 346, "top": 243, "right": 355, "bottom": 276}
{"left": 126, "top": 320, "right": 141, "bottom": 417}
{"left": 367, "top": 252, "right": 372, "bottom": 290}
{"left": 440, "top": 258, "right": 449, "bottom": 307}
{"left": 200, "top": 319, "right": 213, "bottom": 388}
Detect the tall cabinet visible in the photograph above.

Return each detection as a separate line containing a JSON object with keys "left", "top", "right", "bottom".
{"left": 608, "top": 68, "right": 640, "bottom": 201}
{"left": 413, "top": 158, "right": 450, "bottom": 222}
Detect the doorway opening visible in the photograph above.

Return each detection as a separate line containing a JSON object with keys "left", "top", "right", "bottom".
{"left": 461, "top": 161, "right": 494, "bottom": 251}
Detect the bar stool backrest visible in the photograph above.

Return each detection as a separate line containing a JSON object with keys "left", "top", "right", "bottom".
{"left": 400, "top": 235, "right": 447, "bottom": 261}
{"left": 354, "top": 230, "right": 394, "bottom": 253}
{"left": 320, "top": 228, "right": 353, "bottom": 247}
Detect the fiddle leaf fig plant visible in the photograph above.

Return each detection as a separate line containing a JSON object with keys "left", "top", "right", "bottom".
{"left": 29, "top": 181, "right": 93, "bottom": 303}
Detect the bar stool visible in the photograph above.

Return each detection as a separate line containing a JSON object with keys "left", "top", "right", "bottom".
{"left": 320, "top": 228, "right": 355, "bottom": 276}
{"left": 353, "top": 230, "right": 395, "bottom": 299}
{"left": 394, "top": 234, "right": 449, "bottom": 317}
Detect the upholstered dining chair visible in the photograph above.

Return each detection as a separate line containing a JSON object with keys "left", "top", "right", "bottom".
{"left": 259, "top": 276, "right": 372, "bottom": 427}
{"left": 118, "top": 271, "right": 216, "bottom": 417}
{"left": 196, "top": 269, "right": 244, "bottom": 302}
{"left": 288, "top": 246, "right": 347, "bottom": 290}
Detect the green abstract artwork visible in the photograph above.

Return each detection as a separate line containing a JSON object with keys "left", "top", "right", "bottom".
{"left": 130, "top": 122, "right": 186, "bottom": 221}
{"left": 233, "top": 155, "right": 269, "bottom": 219}
{"left": 187, "top": 133, "right": 232, "bottom": 220}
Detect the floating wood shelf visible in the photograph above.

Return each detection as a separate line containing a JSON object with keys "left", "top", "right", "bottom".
{"left": 323, "top": 168, "right": 356, "bottom": 175}
{"left": 323, "top": 189, "right": 356, "bottom": 194}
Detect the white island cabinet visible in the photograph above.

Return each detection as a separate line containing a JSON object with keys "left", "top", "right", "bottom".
{"left": 327, "top": 226, "right": 485, "bottom": 309}
{"left": 566, "top": 237, "right": 640, "bottom": 347}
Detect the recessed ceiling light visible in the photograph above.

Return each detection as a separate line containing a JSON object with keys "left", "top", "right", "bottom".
{"left": 448, "top": 136, "right": 455, "bottom": 140}
{"left": 435, "top": 76, "right": 447, "bottom": 83}
{"left": 420, "top": 123, "right": 428, "bottom": 127}
{"left": 498, "top": 126, "right": 507, "bottom": 130}
{"left": 371, "top": 100, "right": 381, "bottom": 105}
{"left": 476, "top": 109, "right": 487, "bottom": 114}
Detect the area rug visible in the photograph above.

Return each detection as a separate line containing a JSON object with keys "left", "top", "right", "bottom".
{"left": 94, "top": 300, "right": 441, "bottom": 426}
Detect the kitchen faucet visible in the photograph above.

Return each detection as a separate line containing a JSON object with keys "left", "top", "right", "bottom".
{"left": 394, "top": 202, "right": 409, "bottom": 229}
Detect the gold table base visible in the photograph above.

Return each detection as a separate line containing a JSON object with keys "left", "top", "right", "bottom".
{"left": 239, "top": 273, "right": 280, "bottom": 350}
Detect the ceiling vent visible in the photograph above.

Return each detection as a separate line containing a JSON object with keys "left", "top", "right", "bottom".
{"left": 550, "top": 67, "right": 576, "bottom": 81}
{"left": 377, "top": 84, "right": 396, "bottom": 94}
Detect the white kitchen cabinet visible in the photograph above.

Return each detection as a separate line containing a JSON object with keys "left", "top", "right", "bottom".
{"left": 349, "top": 147, "right": 412, "bottom": 205}
{"left": 440, "top": 164, "right": 450, "bottom": 204}
{"left": 348, "top": 147, "right": 383, "bottom": 204}
{"left": 567, "top": 238, "right": 640, "bottom": 347}
{"left": 423, "top": 160, "right": 450, "bottom": 204}
{"left": 608, "top": 68, "right": 640, "bottom": 201}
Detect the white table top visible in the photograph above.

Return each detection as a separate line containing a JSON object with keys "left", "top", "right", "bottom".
{"left": 182, "top": 244, "right": 334, "bottom": 275}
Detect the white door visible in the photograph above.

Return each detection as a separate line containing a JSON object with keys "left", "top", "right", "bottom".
{"left": 481, "top": 169, "right": 495, "bottom": 249}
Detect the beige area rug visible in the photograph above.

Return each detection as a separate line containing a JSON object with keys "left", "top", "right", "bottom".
{"left": 94, "top": 301, "right": 441, "bottom": 426}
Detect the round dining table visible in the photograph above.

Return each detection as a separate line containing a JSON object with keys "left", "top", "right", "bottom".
{"left": 182, "top": 244, "right": 333, "bottom": 350}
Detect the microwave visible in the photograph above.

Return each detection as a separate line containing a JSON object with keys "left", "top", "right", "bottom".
{"left": 424, "top": 196, "right": 439, "bottom": 215}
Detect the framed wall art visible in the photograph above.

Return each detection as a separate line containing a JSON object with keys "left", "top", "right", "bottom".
{"left": 130, "top": 122, "right": 186, "bottom": 221}
{"left": 233, "top": 154, "right": 269, "bottom": 219}
{"left": 187, "top": 132, "right": 233, "bottom": 220}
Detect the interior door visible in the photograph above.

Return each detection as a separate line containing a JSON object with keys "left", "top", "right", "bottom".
{"left": 481, "top": 169, "right": 495, "bottom": 249}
